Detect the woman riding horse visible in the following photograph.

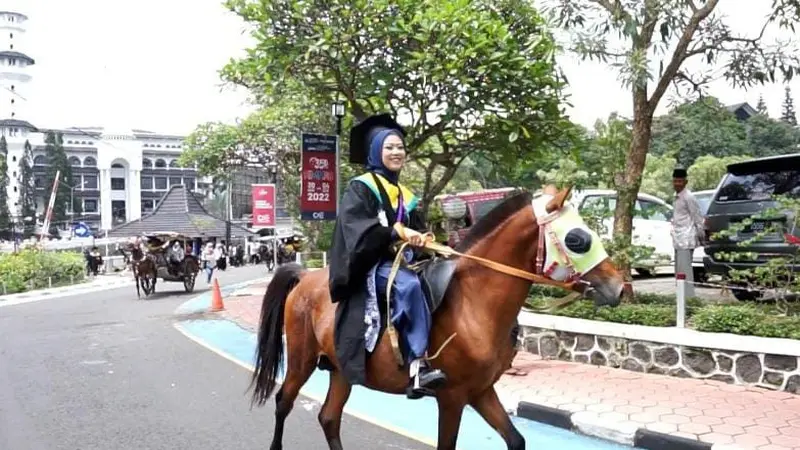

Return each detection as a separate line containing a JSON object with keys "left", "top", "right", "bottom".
{"left": 249, "top": 113, "right": 627, "bottom": 450}
{"left": 329, "top": 114, "right": 444, "bottom": 398}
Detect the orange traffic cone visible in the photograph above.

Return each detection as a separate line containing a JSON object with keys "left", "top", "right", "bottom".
{"left": 210, "top": 278, "right": 225, "bottom": 312}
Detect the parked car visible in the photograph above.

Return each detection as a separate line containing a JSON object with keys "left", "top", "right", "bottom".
{"left": 565, "top": 189, "right": 675, "bottom": 275}
{"left": 692, "top": 189, "right": 716, "bottom": 282}
{"left": 703, "top": 153, "right": 800, "bottom": 300}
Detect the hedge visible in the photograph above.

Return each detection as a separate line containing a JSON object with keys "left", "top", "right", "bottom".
{"left": 304, "top": 258, "right": 325, "bottom": 269}
{"left": 526, "top": 285, "right": 800, "bottom": 340}
{"left": 0, "top": 249, "right": 86, "bottom": 295}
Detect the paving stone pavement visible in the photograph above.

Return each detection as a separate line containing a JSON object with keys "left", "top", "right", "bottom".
{"left": 213, "top": 283, "right": 800, "bottom": 450}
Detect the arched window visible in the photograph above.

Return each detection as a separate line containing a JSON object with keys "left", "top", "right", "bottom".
{"left": 169, "top": 160, "right": 179, "bottom": 168}
{"left": 155, "top": 159, "right": 166, "bottom": 168}
{"left": 142, "top": 158, "right": 152, "bottom": 168}
{"left": 33, "top": 155, "right": 46, "bottom": 166}
{"left": 84, "top": 156, "right": 97, "bottom": 167}
{"left": 68, "top": 156, "right": 81, "bottom": 167}
{"left": 111, "top": 163, "right": 124, "bottom": 169}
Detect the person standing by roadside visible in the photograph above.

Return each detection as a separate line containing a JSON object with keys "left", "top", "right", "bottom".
{"left": 671, "top": 167, "right": 706, "bottom": 298}
{"left": 201, "top": 242, "right": 217, "bottom": 283}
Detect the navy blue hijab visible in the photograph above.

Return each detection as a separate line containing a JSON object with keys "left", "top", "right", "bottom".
{"left": 366, "top": 128, "right": 403, "bottom": 185}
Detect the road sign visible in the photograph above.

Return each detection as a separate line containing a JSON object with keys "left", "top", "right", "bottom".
{"left": 72, "top": 222, "right": 91, "bottom": 238}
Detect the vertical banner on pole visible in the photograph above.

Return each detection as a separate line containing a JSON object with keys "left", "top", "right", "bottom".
{"left": 251, "top": 184, "right": 276, "bottom": 227}
{"left": 300, "top": 133, "right": 338, "bottom": 221}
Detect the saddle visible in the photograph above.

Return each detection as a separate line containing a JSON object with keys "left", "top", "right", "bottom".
{"left": 412, "top": 256, "right": 458, "bottom": 315}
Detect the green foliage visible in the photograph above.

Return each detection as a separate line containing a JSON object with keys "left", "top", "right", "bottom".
{"left": 712, "top": 195, "right": 800, "bottom": 315}
{"left": 649, "top": 96, "right": 799, "bottom": 166}
{"left": 526, "top": 286, "right": 800, "bottom": 339}
{"left": 0, "top": 136, "right": 10, "bottom": 237}
{"left": 43, "top": 132, "right": 74, "bottom": 234}
{"left": 0, "top": 249, "right": 85, "bottom": 294}
{"left": 303, "top": 258, "right": 325, "bottom": 269}
{"left": 650, "top": 98, "right": 749, "bottom": 166}
{"left": 747, "top": 113, "right": 800, "bottom": 157}
{"left": 17, "top": 140, "right": 37, "bottom": 237}
{"left": 781, "top": 85, "right": 797, "bottom": 126}
{"left": 180, "top": 86, "right": 342, "bottom": 251}
{"left": 222, "top": 0, "right": 570, "bottom": 206}
{"left": 545, "top": 0, "right": 800, "bottom": 278}
{"left": 692, "top": 305, "right": 800, "bottom": 340}
{"left": 640, "top": 152, "right": 678, "bottom": 202}
{"left": 756, "top": 95, "right": 768, "bottom": 115}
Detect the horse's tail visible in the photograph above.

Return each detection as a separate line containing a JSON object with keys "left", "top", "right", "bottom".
{"left": 250, "top": 262, "right": 305, "bottom": 407}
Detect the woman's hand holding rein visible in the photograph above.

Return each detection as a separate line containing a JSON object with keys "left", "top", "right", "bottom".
{"left": 393, "top": 222, "right": 429, "bottom": 248}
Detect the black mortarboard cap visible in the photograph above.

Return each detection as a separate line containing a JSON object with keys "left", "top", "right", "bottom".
{"left": 348, "top": 113, "right": 406, "bottom": 165}
{"left": 673, "top": 167, "right": 688, "bottom": 178}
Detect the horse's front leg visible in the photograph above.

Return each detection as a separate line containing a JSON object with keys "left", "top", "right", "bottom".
{"left": 470, "top": 387, "right": 525, "bottom": 450}
{"left": 436, "top": 392, "right": 466, "bottom": 450}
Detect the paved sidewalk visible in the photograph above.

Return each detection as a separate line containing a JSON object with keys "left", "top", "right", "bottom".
{"left": 0, "top": 273, "right": 135, "bottom": 303}
{"left": 213, "top": 285, "right": 800, "bottom": 450}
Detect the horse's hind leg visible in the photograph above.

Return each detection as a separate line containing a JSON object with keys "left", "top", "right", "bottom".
{"left": 269, "top": 332, "right": 317, "bottom": 450}
{"left": 318, "top": 370, "right": 352, "bottom": 450}
{"left": 470, "top": 387, "right": 524, "bottom": 450}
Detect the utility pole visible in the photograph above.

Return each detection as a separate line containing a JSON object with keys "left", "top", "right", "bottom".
{"left": 225, "top": 178, "right": 232, "bottom": 249}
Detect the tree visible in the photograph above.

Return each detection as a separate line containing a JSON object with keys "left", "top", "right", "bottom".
{"left": 222, "top": 0, "right": 570, "bottom": 214}
{"left": 747, "top": 113, "right": 800, "bottom": 157}
{"left": 687, "top": 155, "right": 752, "bottom": 191}
{"left": 43, "top": 131, "right": 73, "bottom": 234}
{"left": 548, "top": 0, "right": 800, "bottom": 278}
{"left": 756, "top": 94, "right": 769, "bottom": 115}
{"left": 781, "top": 85, "right": 798, "bottom": 126}
{"left": 650, "top": 97, "right": 748, "bottom": 166}
{"left": 17, "top": 140, "right": 37, "bottom": 237}
{"left": 0, "top": 136, "right": 11, "bottom": 238}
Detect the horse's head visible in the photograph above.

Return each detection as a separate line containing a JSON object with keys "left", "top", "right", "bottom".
{"left": 533, "top": 185, "right": 626, "bottom": 308}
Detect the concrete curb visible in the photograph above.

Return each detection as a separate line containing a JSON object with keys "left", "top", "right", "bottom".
{"left": 515, "top": 401, "right": 715, "bottom": 450}
{"left": 174, "top": 277, "right": 269, "bottom": 315}
{"left": 0, "top": 277, "right": 135, "bottom": 306}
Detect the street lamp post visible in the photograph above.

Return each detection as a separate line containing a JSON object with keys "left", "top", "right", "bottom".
{"left": 331, "top": 102, "right": 346, "bottom": 217}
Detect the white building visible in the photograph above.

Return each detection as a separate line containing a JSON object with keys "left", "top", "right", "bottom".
{"left": 0, "top": 4, "right": 212, "bottom": 234}
{"left": 2, "top": 125, "right": 213, "bottom": 233}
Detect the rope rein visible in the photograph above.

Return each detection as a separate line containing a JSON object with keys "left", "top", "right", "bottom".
{"left": 385, "top": 220, "right": 584, "bottom": 367}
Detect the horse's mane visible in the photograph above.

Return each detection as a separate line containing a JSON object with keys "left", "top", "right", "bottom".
{"left": 455, "top": 190, "right": 533, "bottom": 252}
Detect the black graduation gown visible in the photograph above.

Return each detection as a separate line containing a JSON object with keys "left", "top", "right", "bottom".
{"left": 329, "top": 179, "right": 427, "bottom": 385}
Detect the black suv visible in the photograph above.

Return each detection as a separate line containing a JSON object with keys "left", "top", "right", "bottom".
{"left": 703, "top": 153, "right": 800, "bottom": 300}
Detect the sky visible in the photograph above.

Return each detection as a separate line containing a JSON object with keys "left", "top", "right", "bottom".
{"left": 13, "top": 0, "right": 800, "bottom": 136}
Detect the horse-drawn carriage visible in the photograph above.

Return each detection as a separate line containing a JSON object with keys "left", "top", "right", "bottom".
{"left": 126, "top": 231, "right": 200, "bottom": 298}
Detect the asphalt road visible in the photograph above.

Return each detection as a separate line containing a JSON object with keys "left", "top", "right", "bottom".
{"left": 0, "top": 265, "right": 430, "bottom": 450}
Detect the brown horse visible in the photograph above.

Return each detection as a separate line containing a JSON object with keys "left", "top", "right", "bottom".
{"left": 250, "top": 187, "right": 626, "bottom": 450}
{"left": 123, "top": 244, "right": 158, "bottom": 298}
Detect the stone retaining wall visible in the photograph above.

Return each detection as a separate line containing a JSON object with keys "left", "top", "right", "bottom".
{"left": 519, "top": 325, "right": 800, "bottom": 393}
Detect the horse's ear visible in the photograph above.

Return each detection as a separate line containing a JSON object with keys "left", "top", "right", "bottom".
{"left": 546, "top": 186, "right": 572, "bottom": 213}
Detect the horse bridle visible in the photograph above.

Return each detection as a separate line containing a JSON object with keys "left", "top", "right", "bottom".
{"left": 385, "top": 201, "right": 592, "bottom": 366}
{"left": 391, "top": 203, "right": 597, "bottom": 300}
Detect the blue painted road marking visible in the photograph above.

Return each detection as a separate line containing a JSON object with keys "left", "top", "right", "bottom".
{"left": 175, "top": 286, "right": 639, "bottom": 449}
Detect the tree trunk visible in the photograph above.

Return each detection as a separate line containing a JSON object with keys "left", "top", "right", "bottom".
{"left": 612, "top": 89, "right": 654, "bottom": 287}
{"left": 419, "top": 161, "right": 459, "bottom": 220}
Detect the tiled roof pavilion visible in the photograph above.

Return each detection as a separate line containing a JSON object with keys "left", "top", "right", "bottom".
{"left": 107, "top": 185, "right": 254, "bottom": 239}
